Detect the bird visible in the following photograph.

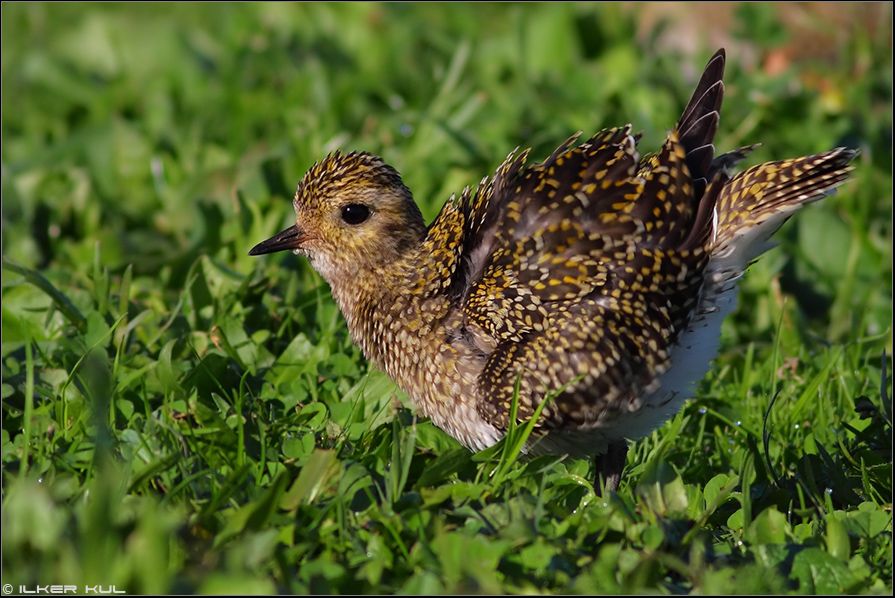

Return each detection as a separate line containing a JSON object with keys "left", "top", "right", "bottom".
{"left": 250, "top": 49, "right": 856, "bottom": 493}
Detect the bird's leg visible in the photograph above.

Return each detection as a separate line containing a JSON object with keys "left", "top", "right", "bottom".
{"left": 593, "top": 440, "right": 628, "bottom": 495}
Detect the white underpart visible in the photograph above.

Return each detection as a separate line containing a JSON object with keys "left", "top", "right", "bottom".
{"left": 432, "top": 397, "right": 503, "bottom": 452}
{"left": 605, "top": 267, "right": 741, "bottom": 442}
{"left": 528, "top": 258, "right": 743, "bottom": 458}
{"left": 604, "top": 206, "right": 797, "bottom": 443}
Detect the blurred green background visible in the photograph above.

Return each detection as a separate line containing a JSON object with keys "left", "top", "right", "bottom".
{"left": 2, "top": 2, "right": 892, "bottom": 594}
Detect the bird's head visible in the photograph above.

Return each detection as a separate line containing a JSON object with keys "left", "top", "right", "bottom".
{"left": 250, "top": 151, "right": 427, "bottom": 284}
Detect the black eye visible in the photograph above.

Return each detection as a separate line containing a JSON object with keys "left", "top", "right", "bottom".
{"left": 341, "top": 203, "right": 371, "bottom": 225}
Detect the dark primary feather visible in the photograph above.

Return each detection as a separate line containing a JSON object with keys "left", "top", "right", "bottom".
{"left": 678, "top": 49, "right": 725, "bottom": 133}
{"left": 676, "top": 48, "right": 726, "bottom": 198}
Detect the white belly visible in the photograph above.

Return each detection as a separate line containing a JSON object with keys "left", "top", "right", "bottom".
{"left": 528, "top": 267, "right": 742, "bottom": 457}
{"left": 612, "top": 279, "right": 740, "bottom": 441}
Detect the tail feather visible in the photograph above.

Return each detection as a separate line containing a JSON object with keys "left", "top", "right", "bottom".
{"left": 710, "top": 147, "right": 857, "bottom": 266}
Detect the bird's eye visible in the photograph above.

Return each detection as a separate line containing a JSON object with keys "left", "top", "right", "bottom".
{"left": 341, "top": 203, "right": 371, "bottom": 225}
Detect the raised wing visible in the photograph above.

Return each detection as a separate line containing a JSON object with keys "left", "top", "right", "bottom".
{"left": 462, "top": 129, "right": 711, "bottom": 427}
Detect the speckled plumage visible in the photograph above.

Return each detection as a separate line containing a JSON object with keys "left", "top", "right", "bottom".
{"left": 251, "top": 49, "right": 856, "bottom": 489}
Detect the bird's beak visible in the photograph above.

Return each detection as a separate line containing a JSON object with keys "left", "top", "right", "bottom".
{"left": 248, "top": 225, "right": 304, "bottom": 256}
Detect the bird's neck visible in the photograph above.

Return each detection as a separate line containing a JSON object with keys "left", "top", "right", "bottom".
{"left": 327, "top": 246, "right": 420, "bottom": 359}
{"left": 328, "top": 239, "right": 457, "bottom": 384}
{"left": 329, "top": 264, "right": 395, "bottom": 359}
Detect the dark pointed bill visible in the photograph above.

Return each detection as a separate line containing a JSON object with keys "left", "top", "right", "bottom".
{"left": 249, "top": 225, "right": 303, "bottom": 256}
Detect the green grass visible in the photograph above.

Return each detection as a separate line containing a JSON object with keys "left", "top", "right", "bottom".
{"left": 2, "top": 3, "right": 892, "bottom": 594}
